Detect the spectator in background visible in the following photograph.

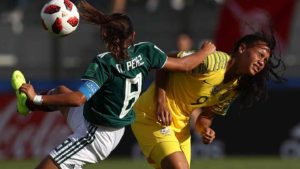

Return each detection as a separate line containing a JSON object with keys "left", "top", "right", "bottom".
{"left": 112, "top": 0, "right": 127, "bottom": 13}
{"left": 79, "top": 0, "right": 127, "bottom": 13}
{"left": 0, "top": 0, "right": 27, "bottom": 34}
{"left": 176, "top": 32, "right": 193, "bottom": 51}
{"left": 146, "top": 0, "right": 187, "bottom": 12}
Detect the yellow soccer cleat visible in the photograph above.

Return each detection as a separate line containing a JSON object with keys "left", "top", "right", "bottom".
{"left": 11, "top": 70, "right": 30, "bottom": 115}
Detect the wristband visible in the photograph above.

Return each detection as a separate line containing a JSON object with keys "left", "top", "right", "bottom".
{"left": 33, "top": 95, "right": 43, "bottom": 105}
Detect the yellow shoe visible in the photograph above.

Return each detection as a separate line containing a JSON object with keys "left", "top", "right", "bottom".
{"left": 11, "top": 70, "right": 30, "bottom": 115}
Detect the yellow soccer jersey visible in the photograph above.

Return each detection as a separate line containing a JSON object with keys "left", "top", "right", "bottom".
{"left": 134, "top": 51, "right": 239, "bottom": 133}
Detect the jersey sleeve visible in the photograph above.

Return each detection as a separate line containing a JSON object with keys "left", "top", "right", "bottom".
{"left": 207, "top": 101, "right": 231, "bottom": 116}
{"left": 81, "top": 57, "right": 109, "bottom": 87}
{"left": 148, "top": 43, "right": 168, "bottom": 69}
{"left": 207, "top": 94, "right": 238, "bottom": 116}
{"left": 78, "top": 80, "right": 100, "bottom": 101}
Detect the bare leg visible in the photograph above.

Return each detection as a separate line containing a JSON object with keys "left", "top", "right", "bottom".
{"left": 161, "top": 152, "right": 189, "bottom": 169}
{"left": 35, "top": 155, "right": 59, "bottom": 169}
{"left": 51, "top": 85, "right": 73, "bottom": 119}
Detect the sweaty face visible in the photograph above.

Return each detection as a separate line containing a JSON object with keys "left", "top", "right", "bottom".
{"left": 237, "top": 41, "right": 271, "bottom": 76}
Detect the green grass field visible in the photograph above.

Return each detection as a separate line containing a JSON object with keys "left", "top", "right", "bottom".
{"left": 1, "top": 156, "right": 299, "bottom": 169}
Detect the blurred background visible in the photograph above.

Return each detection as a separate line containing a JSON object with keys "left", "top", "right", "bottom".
{"left": 1, "top": 0, "right": 300, "bottom": 166}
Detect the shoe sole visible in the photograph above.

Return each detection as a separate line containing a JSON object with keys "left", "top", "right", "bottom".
{"left": 11, "top": 70, "right": 30, "bottom": 115}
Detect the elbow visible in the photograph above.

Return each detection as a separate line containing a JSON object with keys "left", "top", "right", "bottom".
{"left": 181, "top": 62, "right": 192, "bottom": 72}
{"left": 72, "top": 100, "right": 85, "bottom": 107}
{"left": 77, "top": 96, "right": 86, "bottom": 106}
{"left": 71, "top": 93, "right": 86, "bottom": 107}
{"left": 179, "top": 58, "right": 197, "bottom": 71}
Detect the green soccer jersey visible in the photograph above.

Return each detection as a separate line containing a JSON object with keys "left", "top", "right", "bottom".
{"left": 82, "top": 42, "right": 167, "bottom": 128}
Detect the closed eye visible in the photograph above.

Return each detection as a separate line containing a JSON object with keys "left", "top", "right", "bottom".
{"left": 257, "top": 51, "right": 269, "bottom": 64}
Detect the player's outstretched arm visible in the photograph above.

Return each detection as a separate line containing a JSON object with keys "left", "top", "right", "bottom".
{"left": 20, "top": 83, "right": 86, "bottom": 107}
{"left": 163, "top": 41, "right": 215, "bottom": 71}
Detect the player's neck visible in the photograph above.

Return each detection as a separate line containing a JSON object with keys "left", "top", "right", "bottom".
{"left": 224, "top": 58, "right": 239, "bottom": 83}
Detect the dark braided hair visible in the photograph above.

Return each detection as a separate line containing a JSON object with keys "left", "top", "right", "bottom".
{"left": 78, "top": 0, "right": 134, "bottom": 62}
{"left": 233, "top": 32, "right": 286, "bottom": 108}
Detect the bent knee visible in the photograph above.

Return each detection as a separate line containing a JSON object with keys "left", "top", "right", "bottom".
{"left": 35, "top": 155, "right": 59, "bottom": 169}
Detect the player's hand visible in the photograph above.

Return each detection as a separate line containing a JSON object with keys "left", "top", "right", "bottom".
{"left": 201, "top": 128, "right": 215, "bottom": 144}
{"left": 200, "top": 41, "right": 216, "bottom": 56}
{"left": 156, "top": 101, "right": 172, "bottom": 126}
{"left": 19, "top": 83, "right": 37, "bottom": 101}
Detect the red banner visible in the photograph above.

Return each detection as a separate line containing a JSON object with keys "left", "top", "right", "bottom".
{"left": 0, "top": 93, "right": 71, "bottom": 159}
{"left": 214, "top": 0, "right": 296, "bottom": 53}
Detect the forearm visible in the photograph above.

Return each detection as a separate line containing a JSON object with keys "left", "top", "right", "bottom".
{"left": 178, "top": 50, "right": 209, "bottom": 71}
{"left": 195, "top": 116, "right": 212, "bottom": 133}
{"left": 155, "top": 69, "right": 173, "bottom": 125}
{"left": 164, "top": 50, "right": 208, "bottom": 72}
{"left": 195, "top": 109, "right": 215, "bottom": 134}
{"left": 38, "top": 91, "right": 86, "bottom": 107}
{"left": 155, "top": 69, "right": 168, "bottom": 103}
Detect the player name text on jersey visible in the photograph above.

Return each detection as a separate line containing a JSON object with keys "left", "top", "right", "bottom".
{"left": 116, "top": 55, "right": 145, "bottom": 73}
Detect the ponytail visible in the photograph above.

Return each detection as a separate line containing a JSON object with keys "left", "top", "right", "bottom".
{"left": 78, "top": 0, "right": 134, "bottom": 62}
{"left": 78, "top": 0, "right": 110, "bottom": 25}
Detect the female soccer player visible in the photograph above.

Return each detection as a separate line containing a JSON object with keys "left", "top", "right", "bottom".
{"left": 131, "top": 32, "right": 285, "bottom": 169}
{"left": 11, "top": 1, "right": 215, "bottom": 169}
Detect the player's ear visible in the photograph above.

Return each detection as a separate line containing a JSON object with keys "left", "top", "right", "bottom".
{"left": 132, "top": 31, "right": 136, "bottom": 40}
{"left": 239, "top": 43, "right": 246, "bottom": 54}
{"left": 129, "top": 31, "right": 136, "bottom": 45}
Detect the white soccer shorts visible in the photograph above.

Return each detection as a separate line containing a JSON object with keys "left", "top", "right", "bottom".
{"left": 49, "top": 106, "right": 125, "bottom": 169}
